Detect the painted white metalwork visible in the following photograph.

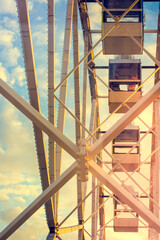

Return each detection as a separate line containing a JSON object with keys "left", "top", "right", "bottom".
{"left": 73, "top": 1, "right": 84, "bottom": 239}
{"left": 1, "top": 1, "right": 160, "bottom": 239}
{"left": 1, "top": 76, "right": 160, "bottom": 237}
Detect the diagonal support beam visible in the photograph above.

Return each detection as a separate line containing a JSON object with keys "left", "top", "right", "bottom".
{"left": 1, "top": 158, "right": 160, "bottom": 239}
{"left": 0, "top": 79, "right": 78, "bottom": 159}
{"left": 1, "top": 79, "right": 160, "bottom": 235}
{"left": 88, "top": 160, "right": 160, "bottom": 232}
{"left": 0, "top": 162, "right": 78, "bottom": 240}
{"left": 88, "top": 80, "right": 160, "bottom": 160}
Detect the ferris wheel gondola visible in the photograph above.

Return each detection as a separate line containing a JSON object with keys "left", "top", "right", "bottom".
{"left": 113, "top": 186, "right": 139, "bottom": 232}
{"left": 112, "top": 125, "right": 140, "bottom": 172}
{"left": 102, "top": 0, "right": 144, "bottom": 54}
{"left": 108, "top": 58, "right": 142, "bottom": 113}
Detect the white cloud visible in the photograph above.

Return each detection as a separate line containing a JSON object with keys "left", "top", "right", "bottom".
{"left": 0, "top": 0, "right": 17, "bottom": 15}
{"left": 0, "top": 194, "right": 9, "bottom": 201}
{"left": 2, "top": 17, "right": 19, "bottom": 33}
{"left": 88, "top": 3, "right": 101, "bottom": 29}
{"left": 0, "top": 147, "right": 5, "bottom": 154}
{"left": 144, "top": 43, "right": 156, "bottom": 58}
{"left": 28, "top": 1, "right": 33, "bottom": 11}
{"left": 0, "top": 27, "right": 15, "bottom": 47}
{"left": 36, "top": 16, "right": 43, "bottom": 21}
{"left": 0, "top": 62, "right": 8, "bottom": 82}
{"left": 33, "top": 31, "right": 47, "bottom": 46}
{"left": 8, "top": 210, "right": 48, "bottom": 240}
{"left": 0, "top": 172, "right": 37, "bottom": 186}
{"left": 0, "top": 185, "right": 41, "bottom": 198}
{"left": 0, "top": 207, "right": 22, "bottom": 223}
{"left": 0, "top": 99, "right": 39, "bottom": 175}
{"left": 11, "top": 65, "right": 26, "bottom": 86}
{"left": 1, "top": 47, "right": 20, "bottom": 67}
{"left": 14, "top": 197, "right": 26, "bottom": 203}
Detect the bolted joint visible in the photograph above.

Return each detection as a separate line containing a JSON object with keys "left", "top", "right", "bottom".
{"left": 77, "top": 139, "right": 90, "bottom": 182}
{"left": 115, "top": 16, "right": 120, "bottom": 28}
{"left": 77, "top": 157, "right": 89, "bottom": 182}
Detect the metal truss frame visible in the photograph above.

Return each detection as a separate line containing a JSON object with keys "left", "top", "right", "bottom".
{"left": 1, "top": 0, "right": 160, "bottom": 239}
{"left": 0, "top": 74, "right": 160, "bottom": 238}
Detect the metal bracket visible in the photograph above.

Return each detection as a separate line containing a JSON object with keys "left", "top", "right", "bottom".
{"left": 77, "top": 139, "right": 90, "bottom": 182}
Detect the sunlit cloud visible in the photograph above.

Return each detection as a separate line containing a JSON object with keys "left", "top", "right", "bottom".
{"left": 36, "top": 16, "right": 43, "bottom": 21}
{"left": 0, "top": 1, "right": 159, "bottom": 240}
{"left": 14, "top": 196, "right": 26, "bottom": 203}
{"left": 0, "top": 62, "right": 8, "bottom": 82}
{"left": 1, "top": 47, "right": 20, "bottom": 67}
{"left": 0, "top": 0, "right": 17, "bottom": 15}
{"left": 1, "top": 16, "right": 19, "bottom": 33}
{"left": 0, "top": 99, "right": 39, "bottom": 175}
{"left": 33, "top": 31, "right": 47, "bottom": 46}
{"left": 0, "top": 207, "right": 48, "bottom": 240}
{"left": 11, "top": 65, "right": 26, "bottom": 86}
{"left": 0, "top": 207, "right": 23, "bottom": 223}
{"left": 88, "top": 3, "right": 101, "bottom": 29}
{"left": 0, "top": 27, "right": 15, "bottom": 47}
{"left": 28, "top": 1, "right": 34, "bottom": 11}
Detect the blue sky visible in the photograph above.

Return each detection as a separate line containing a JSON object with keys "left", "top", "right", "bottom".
{"left": 0, "top": 0, "right": 160, "bottom": 239}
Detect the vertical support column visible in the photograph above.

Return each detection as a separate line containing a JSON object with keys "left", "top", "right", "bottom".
{"left": 96, "top": 106, "right": 105, "bottom": 240}
{"left": 149, "top": 99, "right": 160, "bottom": 240}
{"left": 149, "top": 4, "right": 160, "bottom": 239}
{"left": 16, "top": 0, "right": 55, "bottom": 230}
{"left": 73, "top": 0, "right": 81, "bottom": 144}
{"left": 89, "top": 100, "right": 97, "bottom": 240}
{"left": 48, "top": 0, "right": 56, "bottom": 218}
{"left": 73, "top": 1, "right": 84, "bottom": 239}
{"left": 82, "top": 32, "right": 88, "bottom": 139}
{"left": 81, "top": 32, "right": 89, "bottom": 240}
{"left": 55, "top": 0, "right": 74, "bottom": 221}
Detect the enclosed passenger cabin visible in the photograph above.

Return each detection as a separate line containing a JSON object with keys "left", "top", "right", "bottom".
{"left": 102, "top": 0, "right": 143, "bottom": 55}
{"left": 108, "top": 59, "right": 142, "bottom": 113}
{"left": 113, "top": 187, "right": 139, "bottom": 232}
{"left": 112, "top": 125, "right": 140, "bottom": 172}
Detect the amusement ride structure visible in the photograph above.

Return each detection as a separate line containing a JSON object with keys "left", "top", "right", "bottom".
{"left": 0, "top": 0, "right": 160, "bottom": 239}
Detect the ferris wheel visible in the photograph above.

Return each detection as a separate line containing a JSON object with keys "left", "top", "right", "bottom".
{"left": 0, "top": 0, "right": 160, "bottom": 239}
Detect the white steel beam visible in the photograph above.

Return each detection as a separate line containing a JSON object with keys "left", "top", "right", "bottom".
{"left": 73, "top": 1, "right": 84, "bottom": 240}
{"left": 82, "top": 32, "right": 88, "bottom": 139}
{"left": 1, "top": 78, "right": 160, "bottom": 234}
{"left": 0, "top": 79, "right": 78, "bottom": 159}
{"left": 88, "top": 160, "right": 160, "bottom": 233}
{"left": 2, "top": 158, "right": 160, "bottom": 239}
{"left": 55, "top": 0, "right": 74, "bottom": 221}
{"left": 88, "top": 80, "right": 160, "bottom": 160}
{"left": 149, "top": 99, "right": 160, "bottom": 240}
{"left": 89, "top": 100, "right": 97, "bottom": 240}
{"left": 16, "top": 0, "right": 55, "bottom": 228}
{"left": 0, "top": 162, "right": 78, "bottom": 240}
{"left": 73, "top": 0, "right": 81, "bottom": 144}
{"left": 149, "top": 4, "right": 160, "bottom": 238}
